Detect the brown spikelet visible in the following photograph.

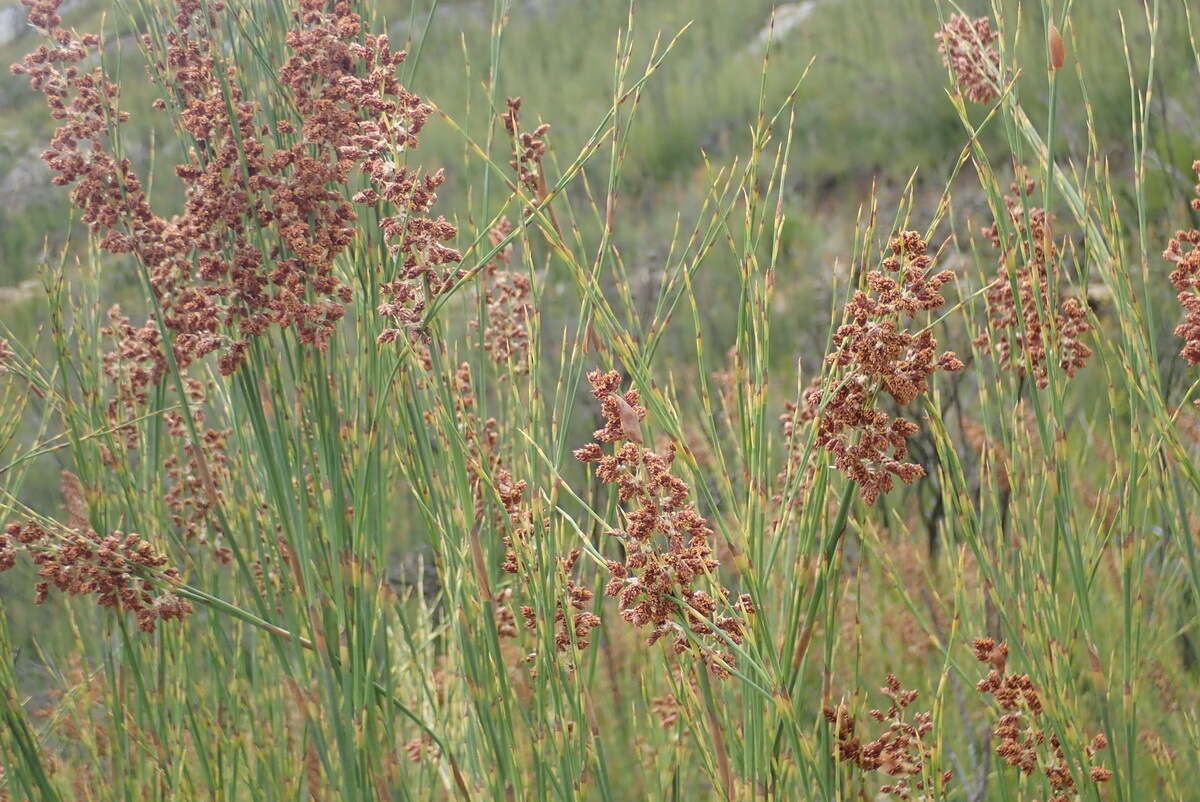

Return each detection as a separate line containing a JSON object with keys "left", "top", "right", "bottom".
{"left": 0, "top": 520, "right": 191, "bottom": 632}
{"left": 825, "top": 674, "right": 949, "bottom": 799}
{"left": 60, "top": 471, "right": 89, "bottom": 532}
{"left": 1048, "top": 23, "right": 1065, "bottom": 71}
{"left": 13, "top": 0, "right": 464, "bottom": 372}
{"left": 971, "top": 639, "right": 1112, "bottom": 792}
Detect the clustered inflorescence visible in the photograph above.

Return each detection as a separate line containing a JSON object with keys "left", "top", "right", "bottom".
{"left": 501, "top": 97, "right": 551, "bottom": 201}
{"left": 575, "top": 370, "right": 752, "bottom": 678}
{"left": 94, "top": 308, "right": 234, "bottom": 561}
{"left": 807, "top": 231, "right": 963, "bottom": 504}
{"left": 11, "top": 0, "right": 469, "bottom": 573}
{"left": 972, "top": 639, "right": 1112, "bottom": 799}
{"left": 1166, "top": 161, "right": 1200, "bottom": 374}
{"left": 443, "top": 362, "right": 598, "bottom": 655}
{"left": 975, "top": 178, "right": 1092, "bottom": 388}
{"left": 474, "top": 219, "right": 534, "bottom": 375}
{"left": 0, "top": 521, "right": 192, "bottom": 632}
{"left": 773, "top": 377, "right": 821, "bottom": 514}
{"left": 12, "top": 0, "right": 460, "bottom": 378}
{"left": 935, "top": 13, "right": 1002, "bottom": 105}
{"left": 493, "top": 466, "right": 602, "bottom": 654}
{"left": 162, "top": 379, "right": 233, "bottom": 561}
{"left": 825, "top": 674, "right": 950, "bottom": 800}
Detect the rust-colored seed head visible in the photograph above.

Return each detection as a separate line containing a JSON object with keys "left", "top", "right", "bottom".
{"left": 826, "top": 674, "right": 947, "bottom": 799}
{"left": 501, "top": 97, "right": 551, "bottom": 203}
{"left": 972, "top": 637, "right": 1113, "bottom": 791}
{"left": 935, "top": 13, "right": 1002, "bottom": 104}
{"left": 976, "top": 176, "right": 1092, "bottom": 387}
{"left": 1166, "top": 162, "right": 1200, "bottom": 377}
{"left": 475, "top": 218, "right": 535, "bottom": 375}
{"left": 0, "top": 520, "right": 190, "bottom": 632}
{"left": 475, "top": 372, "right": 597, "bottom": 656}
{"left": 807, "top": 230, "right": 962, "bottom": 503}
{"left": 1048, "top": 23, "right": 1065, "bottom": 71}
{"left": 575, "top": 369, "right": 750, "bottom": 678}
{"left": 14, "top": 0, "right": 462, "bottom": 375}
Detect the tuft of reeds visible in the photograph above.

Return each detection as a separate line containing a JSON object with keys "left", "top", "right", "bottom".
{"left": 0, "top": 0, "right": 1197, "bottom": 799}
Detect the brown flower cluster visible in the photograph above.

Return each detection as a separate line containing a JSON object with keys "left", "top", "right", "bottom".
{"left": 14, "top": 0, "right": 466, "bottom": 567}
{"left": 807, "top": 231, "right": 963, "bottom": 504}
{"left": 502, "top": 97, "right": 551, "bottom": 198}
{"left": 99, "top": 309, "right": 231, "bottom": 561}
{"left": 975, "top": 178, "right": 1092, "bottom": 388}
{"left": 773, "top": 377, "right": 821, "bottom": 511}
{"left": 448, "top": 364, "right": 532, "bottom": 583}
{"left": 495, "top": 467, "right": 531, "bottom": 576}
{"left": 13, "top": 0, "right": 461, "bottom": 374}
{"left": 825, "top": 675, "right": 950, "bottom": 800}
{"left": 494, "top": 471, "right": 601, "bottom": 653}
{"left": 972, "top": 639, "right": 1112, "bottom": 799}
{"left": 1, "top": 521, "right": 191, "bottom": 632}
{"left": 575, "top": 370, "right": 751, "bottom": 678}
{"left": 650, "top": 691, "right": 684, "bottom": 730}
{"left": 549, "top": 549, "right": 603, "bottom": 652}
{"left": 451, "top": 362, "right": 502, "bottom": 514}
{"left": 163, "top": 379, "right": 232, "bottom": 562}
{"left": 443, "top": 363, "right": 597, "bottom": 653}
{"left": 935, "top": 13, "right": 1002, "bottom": 104}
{"left": 404, "top": 734, "right": 438, "bottom": 764}
{"left": 1165, "top": 161, "right": 1200, "bottom": 371}
{"left": 475, "top": 219, "right": 534, "bottom": 374}
{"left": 0, "top": 339, "right": 12, "bottom": 373}
{"left": 100, "top": 306, "right": 167, "bottom": 442}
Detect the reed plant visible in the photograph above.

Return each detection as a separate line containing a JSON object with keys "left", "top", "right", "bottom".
{"left": 0, "top": 0, "right": 1198, "bottom": 799}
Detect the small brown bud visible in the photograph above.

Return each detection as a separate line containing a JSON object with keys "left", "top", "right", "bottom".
{"left": 1048, "top": 24, "right": 1065, "bottom": 71}
{"left": 613, "top": 394, "right": 644, "bottom": 443}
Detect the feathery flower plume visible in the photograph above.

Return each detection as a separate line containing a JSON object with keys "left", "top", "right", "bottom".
{"left": 575, "top": 369, "right": 751, "bottom": 678}
{"left": 935, "top": 13, "right": 1002, "bottom": 104}
{"left": 974, "top": 176, "right": 1092, "bottom": 388}
{"left": 807, "top": 231, "right": 963, "bottom": 504}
